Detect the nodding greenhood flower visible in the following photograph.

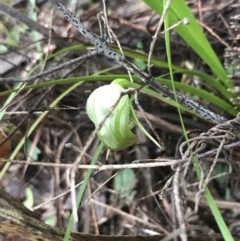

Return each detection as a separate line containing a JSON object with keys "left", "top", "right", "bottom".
{"left": 86, "top": 83, "right": 138, "bottom": 151}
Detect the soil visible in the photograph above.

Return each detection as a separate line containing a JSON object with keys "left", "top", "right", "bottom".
{"left": 0, "top": 0, "right": 240, "bottom": 240}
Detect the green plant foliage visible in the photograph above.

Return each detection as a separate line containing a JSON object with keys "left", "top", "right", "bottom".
{"left": 215, "top": 163, "right": 230, "bottom": 185}
{"left": 113, "top": 168, "right": 136, "bottom": 203}
{"left": 163, "top": 7, "right": 234, "bottom": 240}
{"left": 113, "top": 79, "right": 164, "bottom": 149}
{"left": 142, "top": 0, "right": 231, "bottom": 88}
{"left": 64, "top": 142, "right": 104, "bottom": 241}
{"left": 0, "top": 81, "right": 84, "bottom": 179}
{"left": 0, "top": 74, "right": 236, "bottom": 116}
{"left": 113, "top": 45, "right": 232, "bottom": 100}
{"left": 86, "top": 83, "right": 138, "bottom": 151}
{"left": 26, "top": 140, "right": 41, "bottom": 161}
{"left": 86, "top": 80, "right": 164, "bottom": 151}
{"left": 23, "top": 187, "right": 34, "bottom": 209}
{"left": 134, "top": 41, "right": 146, "bottom": 70}
{"left": 44, "top": 215, "right": 57, "bottom": 226}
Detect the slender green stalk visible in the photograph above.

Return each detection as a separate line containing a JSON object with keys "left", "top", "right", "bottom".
{"left": 164, "top": 4, "right": 234, "bottom": 241}
{"left": 0, "top": 81, "right": 83, "bottom": 179}
{"left": 64, "top": 142, "right": 104, "bottom": 241}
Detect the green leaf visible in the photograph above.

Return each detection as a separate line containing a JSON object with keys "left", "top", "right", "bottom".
{"left": 26, "top": 140, "right": 41, "bottom": 161}
{"left": 114, "top": 168, "right": 136, "bottom": 201}
{"left": 45, "top": 215, "right": 57, "bottom": 226}
{"left": 142, "top": 0, "right": 231, "bottom": 87}
{"left": 130, "top": 103, "right": 164, "bottom": 149}
{"left": 134, "top": 41, "right": 146, "bottom": 70}
{"left": 215, "top": 163, "right": 229, "bottom": 185}
{"left": 23, "top": 187, "right": 34, "bottom": 209}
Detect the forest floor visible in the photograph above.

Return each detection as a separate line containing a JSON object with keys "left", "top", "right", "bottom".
{"left": 0, "top": 0, "right": 240, "bottom": 240}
